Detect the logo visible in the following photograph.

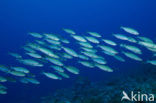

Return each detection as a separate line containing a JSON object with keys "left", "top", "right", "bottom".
{"left": 121, "top": 91, "right": 155, "bottom": 102}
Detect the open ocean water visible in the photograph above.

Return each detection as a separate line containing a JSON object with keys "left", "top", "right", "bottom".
{"left": 0, "top": 0, "right": 156, "bottom": 103}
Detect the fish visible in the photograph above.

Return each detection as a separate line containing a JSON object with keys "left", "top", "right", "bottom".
{"left": 0, "top": 65, "right": 10, "bottom": 73}
{"left": 78, "top": 54, "right": 89, "bottom": 60}
{"left": 62, "top": 47, "right": 78, "bottom": 57}
{"left": 43, "top": 72, "right": 62, "bottom": 80}
{"left": 71, "top": 35, "right": 87, "bottom": 42}
{"left": 113, "top": 34, "right": 129, "bottom": 41}
{"left": 98, "top": 45, "right": 118, "bottom": 54}
{"left": 62, "top": 53, "right": 73, "bottom": 59}
{"left": 146, "top": 60, "right": 156, "bottom": 65}
{"left": 28, "top": 32, "right": 43, "bottom": 38}
{"left": 0, "top": 76, "right": 7, "bottom": 82}
{"left": 19, "top": 78, "right": 29, "bottom": 84}
{"left": 55, "top": 71, "right": 70, "bottom": 78}
{"left": 48, "top": 45, "right": 62, "bottom": 51}
{"left": 122, "top": 51, "right": 142, "bottom": 61}
{"left": 78, "top": 61, "right": 94, "bottom": 68}
{"left": 23, "top": 46, "right": 36, "bottom": 53}
{"left": 44, "top": 33, "right": 60, "bottom": 41}
{"left": 147, "top": 47, "right": 156, "bottom": 52}
{"left": 10, "top": 67, "right": 29, "bottom": 73}
{"left": 50, "top": 66, "right": 64, "bottom": 72}
{"left": 8, "top": 52, "right": 22, "bottom": 59}
{"left": 81, "top": 51, "right": 100, "bottom": 58}
{"left": 25, "top": 77, "right": 40, "bottom": 84}
{"left": 19, "top": 59, "right": 43, "bottom": 67}
{"left": 0, "top": 86, "right": 7, "bottom": 94}
{"left": 38, "top": 47, "right": 59, "bottom": 58}
{"left": 64, "top": 66, "right": 79, "bottom": 74}
{"left": 138, "top": 41, "right": 156, "bottom": 49}
{"left": 120, "top": 44, "right": 142, "bottom": 54}
{"left": 95, "top": 64, "right": 113, "bottom": 72}
{"left": 26, "top": 43, "right": 40, "bottom": 50}
{"left": 9, "top": 71, "right": 26, "bottom": 77}
{"left": 113, "top": 34, "right": 136, "bottom": 43}
{"left": 0, "top": 89, "right": 7, "bottom": 94}
{"left": 61, "top": 39, "right": 70, "bottom": 44}
{"left": 0, "top": 84, "right": 7, "bottom": 90}
{"left": 127, "top": 37, "right": 137, "bottom": 43}
{"left": 92, "top": 58, "right": 107, "bottom": 64}
{"left": 85, "top": 36, "right": 100, "bottom": 44}
{"left": 87, "top": 32, "right": 101, "bottom": 38}
{"left": 26, "top": 52, "right": 42, "bottom": 59}
{"left": 79, "top": 42, "right": 93, "bottom": 48}
{"left": 45, "top": 57, "right": 64, "bottom": 66}
{"left": 102, "top": 51, "right": 116, "bottom": 56}
{"left": 120, "top": 26, "right": 139, "bottom": 35}
{"left": 63, "top": 28, "right": 76, "bottom": 35}
{"left": 81, "top": 47, "right": 97, "bottom": 53}
{"left": 35, "top": 40, "right": 46, "bottom": 45}
{"left": 45, "top": 38, "right": 61, "bottom": 45}
{"left": 113, "top": 55, "right": 125, "bottom": 62}
{"left": 102, "top": 39, "right": 117, "bottom": 46}
{"left": 137, "top": 36, "right": 153, "bottom": 43}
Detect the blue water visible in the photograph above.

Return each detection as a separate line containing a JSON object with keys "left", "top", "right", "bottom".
{"left": 0, "top": 0, "right": 156, "bottom": 103}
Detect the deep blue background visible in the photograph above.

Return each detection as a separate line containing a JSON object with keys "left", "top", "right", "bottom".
{"left": 0, "top": 0, "right": 156, "bottom": 103}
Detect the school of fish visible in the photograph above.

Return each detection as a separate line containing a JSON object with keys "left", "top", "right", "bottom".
{"left": 0, "top": 26, "right": 156, "bottom": 94}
